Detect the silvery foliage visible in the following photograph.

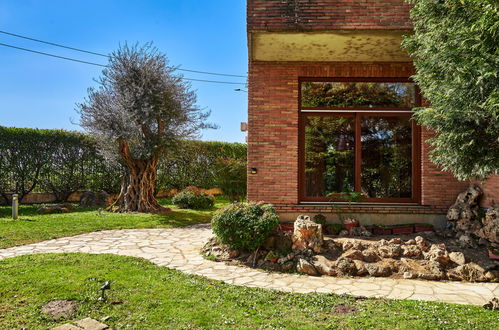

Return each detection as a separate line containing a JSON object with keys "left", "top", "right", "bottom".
{"left": 78, "top": 43, "right": 214, "bottom": 162}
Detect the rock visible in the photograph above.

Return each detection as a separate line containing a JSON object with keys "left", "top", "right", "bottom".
{"left": 458, "top": 234, "right": 477, "bottom": 248}
{"left": 80, "top": 190, "right": 110, "bottom": 207}
{"left": 275, "top": 231, "right": 293, "bottom": 252}
{"left": 335, "top": 257, "right": 357, "bottom": 276}
{"left": 415, "top": 236, "right": 429, "bottom": 252}
{"left": 296, "top": 257, "right": 318, "bottom": 275}
{"left": 403, "top": 271, "right": 415, "bottom": 279}
{"left": 447, "top": 185, "right": 483, "bottom": 232}
{"left": 281, "top": 261, "right": 295, "bottom": 272}
{"left": 424, "top": 244, "right": 450, "bottom": 265}
{"left": 447, "top": 263, "right": 487, "bottom": 282}
{"left": 483, "top": 297, "right": 499, "bottom": 311}
{"left": 341, "top": 249, "right": 364, "bottom": 261}
{"left": 362, "top": 248, "right": 380, "bottom": 263}
{"left": 478, "top": 238, "right": 489, "bottom": 246}
{"left": 377, "top": 244, "right": 401, "bottom": 258}
{"left": 476, "top": 208, "right": 499, "bottom": 243}
{"left": 354, "top": 260, "right": 368, "bottom": 275}
{"left": 74, "top": 318, "right": 108, "bottom": 330}
{"left": 228, "top": 249, "right": 240, "bottom": 259}
{"left": 389, "top": 238, "right": 403, "bottom": 245}
{"left": 484, "top": 270, "right": 499, "bottom": 282}
{"left": 311, "top": 255, "right": 336, "bottom": 275}
{"left": 405, "top": 239, "right": 416, "bottom": 245}
{"left": 41, "top": 299, "right": 80, "bottom": 318}
{"left": 379, "top": 239, "right": 388, "bottom": 246}
{"left": 401, "top": 245, "right": 422, "bottom": 258}
{"left": 263, "top": 236, "right": 276, "bottom": 249}
{"left": 338, "top": 230, "right": 349, "bottom": 236}
{"left": 37, "top": 203, "right": 74, "bottom": 214}
{"left": 349, "top": 226, "right": 372, "bottom": 237}
{"left": 292, "top": 215, "right": 323, "bottom": 253}
{"left": 449, "top": 251, "right": 466, "bottom": 265}
{"left": 365, "top": 263, "right": 392, "bottom": 277}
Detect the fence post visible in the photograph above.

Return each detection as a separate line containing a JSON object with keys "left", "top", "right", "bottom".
{"left": 12, "top": 194, "right": 18, "bottom": 220}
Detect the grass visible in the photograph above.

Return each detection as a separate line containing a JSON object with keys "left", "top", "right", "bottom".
{"left": 0, "top": 253, "right": 497, "bottom": 329}
{"left": 0, "top": 197, "right": 229, "bottom": 249}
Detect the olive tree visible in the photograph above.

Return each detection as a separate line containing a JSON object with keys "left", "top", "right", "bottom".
{"left": 403, "top": 0, "right": 499, "bottom": 180}
{"left": 78, "top": 43, "right": 213, "bottom": 212}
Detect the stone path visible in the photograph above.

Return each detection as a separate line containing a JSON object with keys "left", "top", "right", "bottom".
{"left": 0, "top": 224, "right": 497, "bottom": 306}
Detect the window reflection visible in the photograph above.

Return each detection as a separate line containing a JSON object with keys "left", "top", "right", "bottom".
{"left": 301, "top": 82, "right": 416, "bottom": 108}
{"left": 304, "top": 116, "right": 355, "bottom": 196}
{"left": 361, "top": 116, "right": 412, "bottom": 198}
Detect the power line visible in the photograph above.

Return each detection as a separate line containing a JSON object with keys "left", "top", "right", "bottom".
{"left": 0, "top": 42, "right": 247, "bottom": 85}
{"left": 0, "top": 29, "right": 247, "bottom": 78}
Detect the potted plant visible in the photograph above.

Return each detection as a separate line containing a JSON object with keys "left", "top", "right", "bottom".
{"left": 373, "top": 224, "right": 392, "bottom": 236}
{"left": 343, "top": 218, "right": 360, "bottom": 231}
{"left": 325, "top": 223, "right": 343, "bottom": 235}
{"left": 414, "top": 223, "right": 434, "bottom": 233}
{"left": 488, "top": 246, "right": 499, "bottom": 260}
{"left": 392, "top": 224, "right": 414, "bottom": 235}
{"left": 279, "top": 222, "right": 294, "bottom": 232}
{"left": 266, "top": 251, "right": 279, "bottom": 263}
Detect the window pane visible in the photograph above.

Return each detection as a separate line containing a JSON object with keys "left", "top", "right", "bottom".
{"left": 361, "top": 116, "right": 412, "bottom": 198}
{"left": 304, "top": 116, "right": 355, "bottom": 197}
{"left": 301, "top": 82, "right": 416, "bottom": 108}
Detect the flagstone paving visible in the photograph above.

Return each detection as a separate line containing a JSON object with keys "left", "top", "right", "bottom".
{"left": 0, "top": 224, "right": 497, "bottom": 306}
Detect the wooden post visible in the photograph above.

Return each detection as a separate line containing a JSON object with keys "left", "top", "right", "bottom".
{"left": 12, "top": 194, "right": 18, "bottom": 220}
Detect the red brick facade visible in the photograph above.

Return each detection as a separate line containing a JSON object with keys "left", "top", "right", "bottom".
{"left": 246, "top": 1, "right": 498, "bottom": 222}
{"left": 247, "top": 0, "right": 413, "bottom": 31}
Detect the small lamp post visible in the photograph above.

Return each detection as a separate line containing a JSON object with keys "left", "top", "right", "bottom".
{"left": 12, "top": 194, "right": 18, "bottom": 220}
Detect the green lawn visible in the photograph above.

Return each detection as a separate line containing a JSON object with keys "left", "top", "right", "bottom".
{"left": 0, "top": 253, "right": 497, "bottom": 329}
{"left": 0, "top": 197, "right": 229, "bottom": 249}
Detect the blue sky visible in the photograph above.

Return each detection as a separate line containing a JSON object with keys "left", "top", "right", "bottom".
{"left": 0, "top": 0, "right": 248, "bottom": 142}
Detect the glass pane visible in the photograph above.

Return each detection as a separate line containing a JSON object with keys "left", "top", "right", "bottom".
{"left": 361, "top": 116, "right": 412, "bottom": 198}
{"left": 304, "top": 116, "right": 355, "bottom": 197}
{"left": 301, "top": 81, "right": 416, "bottom": 108}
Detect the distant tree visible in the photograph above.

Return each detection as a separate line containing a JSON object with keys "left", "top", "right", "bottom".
{"left": 78, "top": 43, "right": 214, "bottom": 213}
{"left": 404, "top": 0, "right": 499, "bottom": 180}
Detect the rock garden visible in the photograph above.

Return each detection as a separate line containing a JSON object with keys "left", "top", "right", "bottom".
{"left": 203, "top": 185, "right": 499, "bottom": 283}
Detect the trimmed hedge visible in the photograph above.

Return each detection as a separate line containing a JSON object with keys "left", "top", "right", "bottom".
{"left": 0, "top": 126, "right": 247, "bottom": 204}
{"left": 172, "top": 186, "right": 215, "bottom": 210}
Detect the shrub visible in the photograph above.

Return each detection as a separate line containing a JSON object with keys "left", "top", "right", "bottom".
{"left": 172, "top": 186, "right": 215, "bottom": 209}
{"left": 313, "top": 214, "right": 327, "bottom": 226}
{"left": 211, "top": 202, "right": 279, "bottom": 251}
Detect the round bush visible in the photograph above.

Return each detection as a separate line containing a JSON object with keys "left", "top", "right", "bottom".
{"left": 172, "top": 186, "right": 215, "bottom": 210}
{"left": 211, "top": 202, "right": 279, "bottom": 251}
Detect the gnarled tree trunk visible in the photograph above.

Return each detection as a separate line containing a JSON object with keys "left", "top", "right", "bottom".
{"left": 109, "top": 139, "right": 168, "bottom": 213}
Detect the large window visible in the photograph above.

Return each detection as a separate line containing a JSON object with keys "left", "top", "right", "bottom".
{"left": 300, "top": 79, "right": 420, "bottom": 203}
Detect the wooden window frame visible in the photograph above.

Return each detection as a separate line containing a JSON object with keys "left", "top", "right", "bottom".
{"left": 298, "top": 77, "right": 422, "bottom": 204}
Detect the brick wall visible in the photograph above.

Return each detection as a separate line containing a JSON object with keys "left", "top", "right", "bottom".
{"left": 247, "top": 61, "right": 499, "bottom": 216}
{"left": 247, "top": 0, "right": 413, "bottom": 31}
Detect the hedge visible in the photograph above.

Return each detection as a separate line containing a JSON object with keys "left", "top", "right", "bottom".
{"left": 0, "top": 126, "right": 247, "bottom": 204}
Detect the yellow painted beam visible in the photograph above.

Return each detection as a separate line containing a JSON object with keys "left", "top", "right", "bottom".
{"left": 250, "top": 30, "right": 412, "bottom": 62}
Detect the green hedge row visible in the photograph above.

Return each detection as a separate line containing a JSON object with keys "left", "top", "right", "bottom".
{"left": 0, "top": 126, "right": 247, "bottom": 204}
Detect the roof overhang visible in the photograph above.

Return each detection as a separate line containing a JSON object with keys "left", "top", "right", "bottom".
{"left": 249, "top": 30, "right": 412, "bottom": 62}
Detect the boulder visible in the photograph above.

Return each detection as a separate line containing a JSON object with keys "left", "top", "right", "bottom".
{"left": 361, "top": 248, "right": 380, "bottom": 263}
{"left": 377, "top": 244, "right": 401, "bottom": 258}
{"left": 447, "top": 263, "right": 487, "bottom": 282}
{"left": 475, "top": 208, "right": 499, "bottom": 243}
{"left": 449, "top": 251, "right": 466, "bottom": 266}
{"left": 341, "top": 249, "right": 364, "bottom": 261}
{"left": 415, "top": 236, "right": 429, "bottom": 252}
{"left": 458, "top": 234, "right": 477, "bottom": 248}
{"left": 335, "top": 257, "right": 357, "bottom": 276}
{"left": 483, "top": 297, "right": 499, "bottom": 311}
{"left": 424, "top": 244, "right": 450, "bottom": 265}
{"left": 401, "top": 245, "right": 422, "bottom": 258}
{"left": 292, "top": 215, "right": 323, "bottom": 253}
{"left": 354, "top": 260, "right": 368, "bottom": 275}
{"left": 349, "top": 226, "right": 372, "bottom": 237}
{"left": 282, "top": 261, "right": 295, "bottom": 272}
{"left": 311, "top": 255, "right": 336, "bottom": 275}
{"left": 446, "top": 185, "right": 483, "bottom": 232}
{"left": 37, "top": 203, "right": 74, "bottom": 214}
{"left": 80, "top": 191, "right": 110, "bottom": 207}
{"left": 296, "top": 257, "right": 318, "bottom": 275}
{"left": 365, "top": 263, "right": 392, "bottom": 277}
